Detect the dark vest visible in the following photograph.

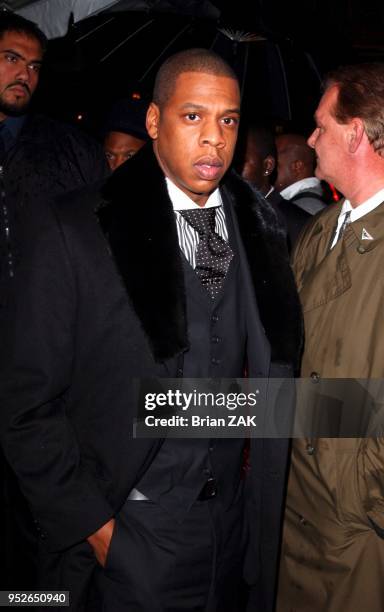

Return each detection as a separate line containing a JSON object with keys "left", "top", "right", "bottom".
{"left": 137, "top": 207, "right": 249, "bottom": 518}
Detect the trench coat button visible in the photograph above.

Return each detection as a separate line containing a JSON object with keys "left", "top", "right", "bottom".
{"left": 306, "top": 444, "right": 315, "bottom": 455}
{"left": 357, "top": 245, "right": 366, "bottom": 254}
{"left": 310, "top": 371, "right": 320, "bottom": 383}
{"left": 299, "top": 515, "right": 307, "bottom": 526}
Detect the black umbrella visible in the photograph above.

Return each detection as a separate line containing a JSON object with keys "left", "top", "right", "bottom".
{"left": 34, "top": 3, "right": 321, "bottom": 135}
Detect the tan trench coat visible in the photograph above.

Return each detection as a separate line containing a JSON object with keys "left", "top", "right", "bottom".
{"left": 277, "top": 201, "right": 384, "bottom": 612}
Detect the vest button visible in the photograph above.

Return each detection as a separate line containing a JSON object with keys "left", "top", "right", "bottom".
{"left": 306, "top": 444, "right": 315, "bottom": 455}
{"left": 211, "top": 314, "right": 219, "bottom": 323}
{"left": 357, "top": 245, "right": 366, "bottom": 254}
{"left": 310, "top": 371, "right": 320, "bottom": 383}
{"left": 211, "top": 336, "right": 220, "bottom": 344}
{"left": 211, "top": 357, "right": 221, "bottom": 365}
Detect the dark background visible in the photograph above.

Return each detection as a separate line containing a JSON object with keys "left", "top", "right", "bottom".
{"left": 26, "top": 0, "right": 384, "bottom": 138}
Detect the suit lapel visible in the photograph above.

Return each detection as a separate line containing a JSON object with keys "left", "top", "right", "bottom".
{"left": 96, "top": 145, "right": 188, "bottom": 362}
{"left": 222, "top": 173, "right": 303, "bottom": 369}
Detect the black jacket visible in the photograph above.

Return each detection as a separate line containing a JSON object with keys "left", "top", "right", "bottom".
{"left": 0, "top": 145, "right": 302, "bottom": 610}
{"left": 0, "top": 113, "right": 110, "bottom": 285}
{"left": 267, "top": 188, "right": 311, "bottom": 252}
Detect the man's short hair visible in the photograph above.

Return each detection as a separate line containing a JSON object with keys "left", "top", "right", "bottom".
{"left": 153, "top": 48, "right": 238, "bottom": 108}
{"left": 326, "top": 62, "right": 384, "bottom": 156}
{"left": 0, "top": 11, "right": 47, "bottom": 53}
{"left": 103, "top": 97, "right": 149, "bottom": 141}
{"left": 277, "top": 133, "right": 315, "bottom": 172}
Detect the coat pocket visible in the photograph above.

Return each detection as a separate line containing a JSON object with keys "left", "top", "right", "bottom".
{"left": 103, "top": 518, "right": 120, "bottom": 573}
{"left": 335, "top": 440, "right": 371, "bottom": 528}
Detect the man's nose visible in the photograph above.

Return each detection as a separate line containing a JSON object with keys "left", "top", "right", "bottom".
{"left": 200, "top": 120, "right": 225, "bottom": 148}
{"left": 16, "top": 63, "right": 31, "bottom": 83}
{"left": 307, "top": 128, "right": 318, "bottom": 149}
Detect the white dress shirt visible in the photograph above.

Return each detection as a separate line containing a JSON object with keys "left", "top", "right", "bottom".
{"left": 165, "top": 177, "right": 228, "bottom": 269}
{"left": 330, "top": 187, "right": 384, "bottom": 249}
{"left": 280, "top": 177, "right": 323, "bottom": 200}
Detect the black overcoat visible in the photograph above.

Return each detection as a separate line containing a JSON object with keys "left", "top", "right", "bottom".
{"left": 0, "top": 145, "right": 302, "bottom": 611}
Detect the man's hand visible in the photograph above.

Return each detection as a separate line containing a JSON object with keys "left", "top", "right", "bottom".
{"left": 87, "top": 518, "right": 115, "bottom": 568}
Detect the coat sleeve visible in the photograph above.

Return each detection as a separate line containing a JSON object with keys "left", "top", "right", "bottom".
{"left": 0, "top": 200, "right": 114, "bottom": 552}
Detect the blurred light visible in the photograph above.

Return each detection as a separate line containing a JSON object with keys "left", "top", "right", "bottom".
{"left": 329, "top": 183, "right": 340, "bottom": 202}
{"left": 132, "top": 92, "right": 141, "bottom": 100}
{"left": 76, "top": 113, "right": 84, "bottom": 121}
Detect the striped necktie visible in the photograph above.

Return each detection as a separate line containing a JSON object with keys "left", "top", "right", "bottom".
{"left": 179, "top": 207, "right": 233, "bottom": 299}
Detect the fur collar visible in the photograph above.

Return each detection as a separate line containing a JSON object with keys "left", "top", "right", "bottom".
{"left": 97, "top": 145, "right": 302, "bottom": 368}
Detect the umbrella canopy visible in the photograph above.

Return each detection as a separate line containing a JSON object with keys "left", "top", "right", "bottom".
{"left": 10, "top": 0, "right": 219, "bottom": 38}
{"left": 38, "top": 10, "right": 321, "bottom": 131}
{"left": 7, "top": 1, "right": 321, "bottom": 133}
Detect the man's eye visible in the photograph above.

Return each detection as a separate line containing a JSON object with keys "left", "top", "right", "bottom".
{"left": 5, "top": 54, "right": 17, "bottom": 63}
{"left": 186, "top": 113, "right": 199, "bottom": 121}
{"left": 222, "top": 117, "right": 238, "bottom": 126}
{"left": 29, "top": 63, "right": 41, "bottom": 73}
{"left": 105, "top": 152, "right": 114, "bottom": 160}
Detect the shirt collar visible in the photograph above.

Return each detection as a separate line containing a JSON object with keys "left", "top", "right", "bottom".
{"left": 165, "top": 176, "right": 222, "bottom": 211}
{"left": 340, "top": 188, "right": 384, "bottom": 222}
{"left": 280, "top": 177, "right": 322, "bottom": 200}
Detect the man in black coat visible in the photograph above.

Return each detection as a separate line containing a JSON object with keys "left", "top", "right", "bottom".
{"left": 0, "top": 11, "right": 110, "bottom": 591}
{"left": 240, "top": 124, "right": 311, "bottom": 251}
{"left": 0, "top": 12, "right": 109, "bottom": 287}
{"left": 0, "top": 48, "right": 302, "bottom": 611}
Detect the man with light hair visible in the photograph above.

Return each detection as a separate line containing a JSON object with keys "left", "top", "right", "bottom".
{"left": 278, "top": 62, "right": 384, "bottom": 612}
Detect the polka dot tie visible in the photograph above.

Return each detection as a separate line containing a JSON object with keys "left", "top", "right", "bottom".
{"left": 179, "top": 207, "right": 233, "bottom": 300}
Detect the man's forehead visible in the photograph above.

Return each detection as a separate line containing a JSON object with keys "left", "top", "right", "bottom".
{"left": 174, "top": 70, "right": 239, "bottom": 90}
{"left": 0, "top": 30, "right": 43, "bottom": 56}
{"left": 316, "top": 86, "right": 338, "bottom": 119}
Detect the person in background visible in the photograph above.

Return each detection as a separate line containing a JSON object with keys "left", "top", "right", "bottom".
{"left": 0, "top": 12, "right": 110, "bottom": 288}
{"left": 0, "top": 10, "right": 110, "bottom": 591}
{"left": 275, "top": 132, "right": 327, "bottom": 215}
{"left": 103, "top": 97, "right": 148, "bottom": 171}
{"left": 277, "top": 62, "right": 384, "bottom": 612}
{"left": 241, "top": 123, "right": 310, "bottom": 250}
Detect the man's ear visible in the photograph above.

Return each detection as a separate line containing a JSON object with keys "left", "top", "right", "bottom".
{"left": 347, "top": 118, "right": 364, "bottom": 153}
{"left": 146, "top": 102, "right": 160, "bottom": 140}
{"left": 291, "top": 159, "right": 304, "bottom": 178}
{"left": 263, "top": 155, "right": 276, "bottom": 175}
